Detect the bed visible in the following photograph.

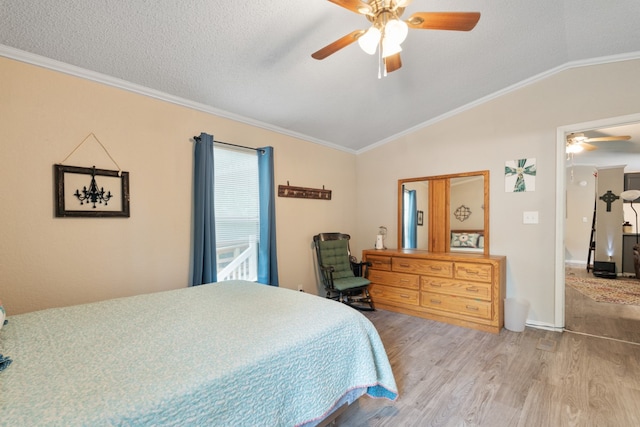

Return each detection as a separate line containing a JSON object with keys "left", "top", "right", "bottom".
{"left": 450, "top": 229, "right": 485, "bottom": 253}
{"left": 0, "top": 280, "right": 397, "bottom": 426}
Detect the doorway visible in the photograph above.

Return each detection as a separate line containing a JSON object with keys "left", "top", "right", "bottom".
{"left": 556, "top": 113, "right": 640, "bottom": 343}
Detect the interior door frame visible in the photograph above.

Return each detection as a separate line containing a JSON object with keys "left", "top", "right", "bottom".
{"left": 555, "top": 112, "right": 640, "bottom": 330}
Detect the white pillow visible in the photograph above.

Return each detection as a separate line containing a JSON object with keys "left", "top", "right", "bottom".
{"left": 451, "top": 232, "right": 480, "bottom": 248}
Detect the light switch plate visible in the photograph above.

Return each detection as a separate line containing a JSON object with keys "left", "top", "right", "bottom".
{"left": 523, "top": 211, "right": 539, "bottom": 224}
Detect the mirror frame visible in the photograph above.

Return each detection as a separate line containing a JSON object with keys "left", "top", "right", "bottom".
{"left": 397, "top": 170, "right": 490, "bottom": 255}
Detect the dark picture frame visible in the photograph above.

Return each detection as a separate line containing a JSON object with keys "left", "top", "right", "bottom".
{"left": 417, "top": 210, "right": 424, "bottom": 226}
{"left": 54, "top": 164, "right": 130, "bottom": 217}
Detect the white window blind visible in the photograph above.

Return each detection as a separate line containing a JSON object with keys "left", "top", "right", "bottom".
{"left": 214, "top": 146, "right": 260, "bottom": 279}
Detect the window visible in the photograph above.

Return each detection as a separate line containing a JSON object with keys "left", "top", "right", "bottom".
{"left": 214, "top": 146, "right": 259, "bottom": 281}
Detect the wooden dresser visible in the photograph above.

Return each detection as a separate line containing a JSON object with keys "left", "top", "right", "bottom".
{"left": 363, "top": 249, "right": 506, "bottom": 334}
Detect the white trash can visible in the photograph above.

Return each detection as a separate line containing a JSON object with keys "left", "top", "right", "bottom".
{"left": 504, "top": 298, "right": 529, "bottom": 332}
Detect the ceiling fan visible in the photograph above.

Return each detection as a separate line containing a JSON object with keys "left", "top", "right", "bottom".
{"left": 565, "top": 132, "right": 631, "bottom": 153}
{"left": 311, "top": 0, "right": 480, "bottom": 76}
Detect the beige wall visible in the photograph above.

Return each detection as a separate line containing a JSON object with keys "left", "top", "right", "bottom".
{"left": 0, "top": 57, "right": 357, "bottom": 314}
{"left": 354, "top": 59, "right": 640, "bottom": 328}
{"left": 3, "top": 55, "right": 640, "bottom": 328}
{"left": 565, "top": 165, "right": 597, "bottom": 266}
{"left": 450, "top": 177, "right": 484, "bottom": 231}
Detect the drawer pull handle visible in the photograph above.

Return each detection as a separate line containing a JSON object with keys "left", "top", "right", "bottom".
{"left": 430, "top": 266, "right": 442, "bottom": 271}
{"left": 430, "top": 283, "right": 442, "bottom": 287}
{"left": 465, "top": 305, "right": 479, "bottom": 311}
{"left": 466, "top": 287, "right": 479, "bottom": 292}
{"left": 430, "top": 299, "right": 442, "bottom": 304}
{"left": 399, "top": 263, "right": 410, "bottom": 268}
{"left": 400, "top": 294, "right": 410, "bottom": 299}
{"left": 399, "top": 279, "right": 410, "bottom": 283}
{"left": 463, "top": 269, "right": 479, "bottom": 275}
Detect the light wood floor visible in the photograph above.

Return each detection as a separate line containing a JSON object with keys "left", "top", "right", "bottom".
{"left": 337, "top": 309, "right": 640, "bottom": 426}
{"left": 565, "top": 267, "right": 640, "bottom": 344}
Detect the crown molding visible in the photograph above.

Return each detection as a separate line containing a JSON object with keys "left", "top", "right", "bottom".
{"left": 0, "top": 44, "right": 356, "bottom": 155}
{"left": 357, "top": 51, "right": 640, "bottom": 154}
{"left": 2, "top": 44, "right": 638, "bottom": 156}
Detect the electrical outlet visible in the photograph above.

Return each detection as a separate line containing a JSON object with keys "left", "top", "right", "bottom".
{"left": 297, "top": 284, "right": 304, "bottom": 292}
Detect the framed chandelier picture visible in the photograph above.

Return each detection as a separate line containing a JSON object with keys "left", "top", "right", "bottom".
{"left": 54, "top": 164, "right": 130, "bottom": 217}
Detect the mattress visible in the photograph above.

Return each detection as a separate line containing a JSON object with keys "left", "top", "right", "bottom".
{"left": 0, "top": 280, "right": 397, "bottom": 426}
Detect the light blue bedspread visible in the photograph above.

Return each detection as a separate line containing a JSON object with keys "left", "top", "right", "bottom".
{"left": 0, "top": 280, "right": 397, "bottom": 426}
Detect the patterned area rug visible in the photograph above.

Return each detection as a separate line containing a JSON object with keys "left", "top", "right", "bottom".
{"left": 566, "top": 276, "right": 640, "bottom": 306}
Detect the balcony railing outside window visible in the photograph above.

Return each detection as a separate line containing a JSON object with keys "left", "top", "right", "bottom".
{"left": 217, "top": 236, "right": 258, "bottom": 282}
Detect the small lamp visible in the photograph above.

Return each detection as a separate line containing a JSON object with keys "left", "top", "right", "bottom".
{"left": 621, "top": 189, "right": 640, "bottom": 279}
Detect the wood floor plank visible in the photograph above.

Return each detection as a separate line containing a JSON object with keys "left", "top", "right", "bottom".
{"left": 337, "top": 309, "right": 640, "bottom": 426}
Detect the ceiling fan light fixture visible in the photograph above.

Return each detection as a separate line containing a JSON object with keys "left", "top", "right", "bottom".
{"left": 358, "top": 26, "right": 381, "bottom": 55}
{"left": 384, "top": 18, "right": 408, "bottom": 45}
{"left": 382, "top": 38, "right": 402, "bottom": 58}
{"left": 566, "top": 143, "right": 584, "bottom": 154}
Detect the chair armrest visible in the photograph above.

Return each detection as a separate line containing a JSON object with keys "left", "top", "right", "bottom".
{"left": 320, "top": 264, "right": 335, "bottom": 273}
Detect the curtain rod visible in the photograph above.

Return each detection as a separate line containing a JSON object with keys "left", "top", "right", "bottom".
{"left": 193, "top": 135, "right": 263, "bottom": 152}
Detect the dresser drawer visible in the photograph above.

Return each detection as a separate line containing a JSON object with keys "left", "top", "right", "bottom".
{"left": 454, "top": 262, "right": 492, "bottom": 283}
{"left": 393, "top": 258, "right": 453, "bottom": 278}
{"left": 368, "top": 270, "right": 419, "bottom": 290}
{"left": 421, "top": 277, "right": 491, "bottom": 301}
{"left": 371, "top": 284, "right": 419, "bottom": 307}
{"left": 367, "top": 255, "right": 392, "bottom": 271}
{"left": 420, "top": 291, "right": 492, "bottom": 320}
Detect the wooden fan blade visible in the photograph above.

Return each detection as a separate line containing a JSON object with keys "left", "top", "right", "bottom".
{"left": 406, "top": 12, "right": 481, "bottom": 31}
{"left": 581, "top": 142, "right": 598, "bottom": 151}
{"left": 327, "top": 0, "right": 372, "bottom": 15}
{"left": 385, "top": 53, "right": 402, "bottom": 73}
{"left": 585, "top": 135, "right": 631, "bottom": 142}
{"left": 311, "top": 30, "right": 365, "bottom": 60}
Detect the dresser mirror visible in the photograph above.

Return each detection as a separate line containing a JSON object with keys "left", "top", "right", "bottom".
{"left": 398, "top": 170, "right": 490, "bottom": 255}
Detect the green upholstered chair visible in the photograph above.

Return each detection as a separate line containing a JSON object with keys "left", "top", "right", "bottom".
{"left": 313, "top": 233, "right": 374, "bottom": 311}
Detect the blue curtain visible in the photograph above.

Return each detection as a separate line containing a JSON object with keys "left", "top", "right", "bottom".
{"left": 191, "top": 133, "right": 217, "bottom": 286}
{"left": 404, "top": 189, "right": 417, "bottom": 249}
{"left": 257, "top": 147, "right": 279, "bottom": 286}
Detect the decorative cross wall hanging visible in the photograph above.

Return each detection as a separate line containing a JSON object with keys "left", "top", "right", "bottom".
{"left": 505, "top": 158, "right": 537, "bottom": 192}
{"left": 599, "top": 190, "right": 619, "bottom": 212}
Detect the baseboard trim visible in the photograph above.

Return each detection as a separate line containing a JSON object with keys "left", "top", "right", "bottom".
{"left": 525, "top": 320, "right": 563, "bottom": 332}
{"left": 565, "top": 260, "right": 587, "bottom": 268}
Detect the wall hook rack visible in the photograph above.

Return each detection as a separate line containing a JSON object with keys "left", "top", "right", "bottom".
{"left": 278, "top": 182, "right": 331, "bottom": 200}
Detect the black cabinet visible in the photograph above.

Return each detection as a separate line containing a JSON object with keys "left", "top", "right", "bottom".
{"left": 623, "top": 234, "right": 638, "bottom": 274}
{"left": 624, "top": 173, "right": 640, "bottom": 202}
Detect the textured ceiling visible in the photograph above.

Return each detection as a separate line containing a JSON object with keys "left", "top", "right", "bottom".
{"left": 2, "top": 0, "right": 640, "bottom": 152}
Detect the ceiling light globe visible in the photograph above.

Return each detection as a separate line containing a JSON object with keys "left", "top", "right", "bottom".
{"left": 384, "top": 19, "right": 408, "bottom": 45}
{"left": 382, "top": 39, "right": 402, "bottom": 58}
{"left": 358, "top": 27, "right": 381, "bottom": 55}
{"left": 566, "top": 144, "right": 583, "bottom": 154}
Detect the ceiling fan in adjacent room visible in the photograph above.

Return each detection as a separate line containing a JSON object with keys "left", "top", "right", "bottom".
{"left": 565, "top": 132, "right": 631, "bottom": 153}
{"left": 311, "top": 0, "right": 480, "bottom": 76}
